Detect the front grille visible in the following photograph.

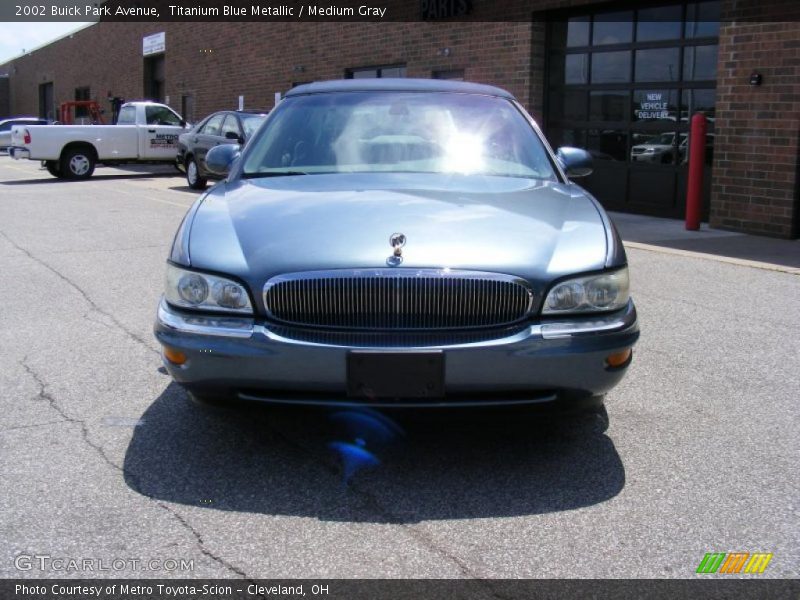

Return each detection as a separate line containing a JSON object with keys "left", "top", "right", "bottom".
{"left": 263, "top": 269, "right": 534, "bottom": 330}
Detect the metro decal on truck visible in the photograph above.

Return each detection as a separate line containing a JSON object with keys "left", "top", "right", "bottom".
{"left": 150, "top": 133, "right": 178, "bottom": 148}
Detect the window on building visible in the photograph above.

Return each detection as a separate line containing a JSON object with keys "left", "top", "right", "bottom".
{"left": 545, "top": 0, "right": 719, "bottom": 219}
{"left": 345, "top": 65, "right": 406, "bottom": 79}
{"left": 74, "top": 86, "right": 90, "bottom": 118}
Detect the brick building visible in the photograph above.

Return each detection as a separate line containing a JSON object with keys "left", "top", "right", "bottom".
{"left": 0, "top": 0, "right": 798, "bottom": 238}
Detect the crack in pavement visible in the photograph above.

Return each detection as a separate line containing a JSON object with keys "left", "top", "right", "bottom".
{"left": 18, "top": 358, "right": 254, "bottom": 581}
{"left": 156, "top": 502, "right": 252, "bottom": 580}
{"left": 3, "top": 230, "right": 493, "bottom": 583}
{"left": 21, "top": 359, "right": 124, "bottom": 473}
{"left": 0, "top": 420, "right": 68, "bottom": 433}
{"left": 0, "top": 229, "right": 159, "bottom": 357}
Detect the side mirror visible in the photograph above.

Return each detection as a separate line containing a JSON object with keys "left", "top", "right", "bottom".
{"left": 180, "top": 119, "right": 187, "bottom": 128}
{"left": 556, "top": 146, "right": 593, "bottom": 178}
{"left": 205, "top": 143, "right": 240, "bottom": 177}
{"left": 225, "top": 131, "right": 244, "bottom": 144}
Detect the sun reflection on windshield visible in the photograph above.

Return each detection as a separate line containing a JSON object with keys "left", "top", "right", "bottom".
{"left": 442, "top": 132, "right": 486, "bottom": 174}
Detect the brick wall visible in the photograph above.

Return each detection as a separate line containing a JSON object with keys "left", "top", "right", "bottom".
{"left": 0, "top": 22, "right": 533, "bottom": 122}
{"left": 710, "top": 17, "right": 800, "bottom": 238}
{"left": 164, "top": 22, "right": 532, "bottom": 117}
{"left": 2, "top": 23, "right": 161, "bottom": 120}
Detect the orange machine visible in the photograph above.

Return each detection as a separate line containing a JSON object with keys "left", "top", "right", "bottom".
{"left": 58, "top": 101, "right": 105, "bottom": 124}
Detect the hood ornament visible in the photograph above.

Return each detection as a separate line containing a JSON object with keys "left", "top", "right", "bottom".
{"left": 387, "top": 233, "right": 406, "bottom": 266}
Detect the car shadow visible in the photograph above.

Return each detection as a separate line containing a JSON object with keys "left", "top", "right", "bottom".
{"left": 123, "top": 383, "right": 625, "bottom": 523}
{"left": 168, "top": 185, "right": 204, "bottom": 194}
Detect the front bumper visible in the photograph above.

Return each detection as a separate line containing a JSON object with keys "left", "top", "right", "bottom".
{"left": 154, "top": 298, "right": 639, "bottom": 408}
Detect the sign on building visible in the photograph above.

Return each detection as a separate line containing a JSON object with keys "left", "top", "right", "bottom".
{"left": 143, "top": 32, "right": 166, "bottom": 56}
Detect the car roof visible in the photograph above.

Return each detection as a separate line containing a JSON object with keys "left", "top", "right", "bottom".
{"left": 204, "top": 110, "right": 267, "bottom": 117}
{"left": 285, "top": 78, "right": 515, "bottom": 100}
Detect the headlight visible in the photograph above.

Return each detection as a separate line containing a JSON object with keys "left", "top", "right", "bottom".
{"left": 165, "top": 264, "right": 253, "bottom": 314}
{"left": 542, "top": 268, "right": 629, "bottom": 315}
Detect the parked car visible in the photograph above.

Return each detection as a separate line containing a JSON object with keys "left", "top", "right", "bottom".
{"left": 0, "top": 117, "right": 48, "bottom": 152}
{"left": 176, "top": 109, "right": 268, "bottom": 190}
{"left": 630, "top": 132, "right": 686, "bottom": 164}
{"left": 155, "top": 79, "right": 639, "bottom": 411}
{"left": 9, "top": 102, "right": 187, "bottom": 178}
{"left": 678, "top": 132, "right": 715, "bottom": 165}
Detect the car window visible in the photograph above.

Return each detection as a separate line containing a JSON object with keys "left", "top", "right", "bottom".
{"left": 243, "top": 92, "right": 557, "bottom": 180}
{"left": 117, "top": 106, "right": 136, "bottom": 125}
{"left": 145, "top": 106, "right": 182, "bottom": 126}
{"left": 220, "top": 115, "right": 241, "bottom": 139}
{"left": 201, "top": 114, "right": 225, "bottom": 136}
{"left": 0, "top": 122, "right": 11, "bottom": 132}
{"left": 240, "top": 114, "right": 267, "bottom": 139}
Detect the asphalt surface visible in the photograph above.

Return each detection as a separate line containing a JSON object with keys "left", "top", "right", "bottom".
{"left": 0, "top": 158, "right": 797, "bottom": 580}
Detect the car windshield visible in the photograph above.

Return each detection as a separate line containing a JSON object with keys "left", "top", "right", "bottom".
{"left": 242, "top": 91, "right": 557, "bottom": 180}
{"left": 241, "top": 114, "right": 267, "bottom": 138}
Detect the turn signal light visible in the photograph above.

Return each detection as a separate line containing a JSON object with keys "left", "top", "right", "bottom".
{"left": 163, "top": 346, "right": 187, "bottom": 365}
{"left": 606, "top": 348, "right": 632, "bottom": 368}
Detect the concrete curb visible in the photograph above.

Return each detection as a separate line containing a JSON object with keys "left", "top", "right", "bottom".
{"left": 623, "top": 241, "right": 800, "bottom": 276}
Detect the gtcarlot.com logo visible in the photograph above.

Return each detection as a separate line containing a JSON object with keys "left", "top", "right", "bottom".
{"left": 696, "top": 552, "right": 773, "bottom": 574}
{"left": 14, "top": 554, "right": 194, "bottom": 572}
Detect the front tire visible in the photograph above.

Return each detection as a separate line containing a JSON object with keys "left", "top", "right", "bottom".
{"left": 61, "top": 147, "right": 96, "bottom": 179}
{"left": 186, "top": 157, "right": 207, "bottom": 190}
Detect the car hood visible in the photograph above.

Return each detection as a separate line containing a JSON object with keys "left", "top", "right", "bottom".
{"left": 632, "top": 144, "right": 670, "bottom": 151}
{"left": 187, "top": 173, "right": 610, "bottom": 293}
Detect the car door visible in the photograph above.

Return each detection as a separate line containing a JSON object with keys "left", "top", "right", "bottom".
{"left": 192, "top": 113, "right": 226, "bottom": 174}
{"left": 141, "top": 105, "right": 185, "bottom": 160}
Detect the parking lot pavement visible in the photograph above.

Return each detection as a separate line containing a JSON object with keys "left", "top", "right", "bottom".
{"left": 0, "top": 159, "right": 798, "bottom": 579}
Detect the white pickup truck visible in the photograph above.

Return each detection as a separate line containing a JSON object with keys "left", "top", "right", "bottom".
{"left": 9, "top": 101, "right": 188, "bottom": 179}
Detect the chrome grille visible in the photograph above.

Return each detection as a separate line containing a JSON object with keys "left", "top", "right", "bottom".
{"left": 263, "top": 269, "right": 534, "bottom": 330}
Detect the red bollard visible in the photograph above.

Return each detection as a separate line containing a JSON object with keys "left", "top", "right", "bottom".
{"left": 685, "top": 112, "right": 707, "bottom": 231}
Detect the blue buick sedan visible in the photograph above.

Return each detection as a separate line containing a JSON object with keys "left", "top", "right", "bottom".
{"left": 154, "top": 79, "right": 639, "bottom": 411}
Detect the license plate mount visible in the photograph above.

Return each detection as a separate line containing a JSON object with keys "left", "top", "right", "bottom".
{"left": 347, "top": 351, "right": 444, "bottom": 399}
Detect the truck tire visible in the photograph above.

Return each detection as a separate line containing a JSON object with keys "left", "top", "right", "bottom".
{"left": 186, "top": 157, "right": 207, "bottom": 190}
{"left": 45, "top": 160, "right": 64, "bottom": 178}
{"left": 61, "top": 146, "right": 96, "bottom": 179}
